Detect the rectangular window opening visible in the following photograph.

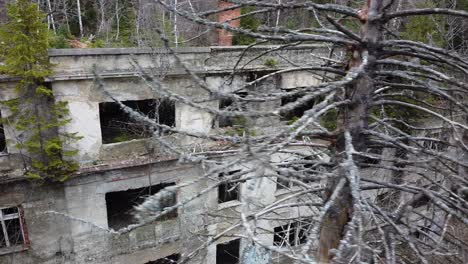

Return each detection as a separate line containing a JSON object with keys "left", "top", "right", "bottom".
{"left": 276, "top": 176, "right": 291, "bottom": 191}
{"left": 273, "top": 219, "right": 312, "bottom": 248}
{"left": 218, "top": 170, "right": 241, "bottom": 204}
{"left": 0, "top": 206, "right": 27, "bottom": 252}
{"left": 280, "top": 91, "right": 316, "bottom": 122}
{"left": 216, "top": 239, "right": 240, "bottom": 264}
{"left": 145, "top": 253, "right": 180, "bottom": 264}
{"left": 105, "top": 182, "right": 177, "bottom": 230}
{"left": 218, "top": 93, "right": 247, "bottom": 128}
{"left": 99, "top": 98, "right": 175, "bottom": 144}
{"left": 0, "top": 111, "right": 7, "bottom": 154}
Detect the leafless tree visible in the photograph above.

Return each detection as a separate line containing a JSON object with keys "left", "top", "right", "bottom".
{"left": 92, "top": 0, "right": 468, "bottom": 263}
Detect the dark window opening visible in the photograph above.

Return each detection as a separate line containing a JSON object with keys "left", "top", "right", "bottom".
{"left": 218, "top": 93, "right": 247, "bottom": 128}
{"left": 146, "top": 253, "right": 180, "bottom": 264}
{"left": 0, "top": 206, "right": 27, "bottom": 250}
{"left": 280, "top": 92, "right": 316, "bottom": 122}
{"left": 105, "top": 182, "right": 177, "bottom": 230}
{"left": 0, "top": 111, "right": 6, "bottom": 154}
{"left": 273, "top": 220, "right": 312, "bottom": 247}
{"left": 245, "top": 71, "right": 273, "bottom": 83}
{"left": 219, "top": 98, "right": 235, "bottom": 128}
{"left": 216, "top": 239, "right": 240, "bottom": 264}
{"left": 99, "top": 99, "right": 175, "bottom": 144}
{"left": 276, "top": 176, "right": 291, "bottom": 190}
{"left": 218, "top": 170, "right": 241, "bottom": 203}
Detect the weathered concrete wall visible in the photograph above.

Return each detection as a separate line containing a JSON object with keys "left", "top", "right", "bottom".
{"left": 0, "top": 147, "right": 323, "bottom": 264}
{"left": 0, "top": 160, "right": 219, "bottom": 264}
{"left": 0, "top": 181, "right": 73, "bottom": 264}
{"left": 0, "top": 46, "right": 325, "bottom": 165}
{"left": 46, "top": 46, "right": 329, "bottom": 80}
{"left": 0, "top": 46, "right": 327, "bottom": 264}
{"left": 47, "top": 46, "right": 325, "bottom": 163}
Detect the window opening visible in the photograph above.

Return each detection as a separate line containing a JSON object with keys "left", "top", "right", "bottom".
{"left": 146, "top": 253, "right": 180, "bottom": 264}
{"left": 99, "top": 99, "right": 175, "bottom": 144}
{"left": 105, "top": 182, "right": 177, "bottom": 230}
{"left": 0, "top": 206, "right": 27, "bottom": 251}
{"left": 218, "top": 170, "right": 241, "bottom": 203}
{"left": 273, "top": 219, "right": 313, "bottom": 247}
{"left": 216, "top": 239, "right": 240, "bottom": 264}
{"left": 218, "top": 92, "right": 247, "bottom": 128}
{"left": 0, "top": 111, "right": 7, "bottom": 154}
{"left": 276, "top": 176, "right": 291, "bottom": 190}
{"left": 245, "top": 71, "right": 273, "bottom": 83}
{"left": 280, "top": 91, "right": 316, "bottom": 122}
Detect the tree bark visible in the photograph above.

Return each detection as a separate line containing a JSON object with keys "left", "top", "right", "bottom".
{"left": 317, "top": 0, "right": 382, "bottom": 262}
{"left": 76, "top": 0, "right": 83, "bottom": 37}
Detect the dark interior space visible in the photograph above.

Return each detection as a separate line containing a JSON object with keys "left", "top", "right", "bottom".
{"left": 0, "top": 207, "right": 24, "bottom": 248}
{"left": 218, "top": 92, "right": 247, "bottom": 128}
{"left": 218, "top": 170, "right": 240, "bottom": 203}
{"left": 219, "top": 97, "right": 235, "bottom": 128}
{"left": 273, "top": 220, "right": 311, "bottom": 247}
{"left": 105, "top": 182, "right": 177, "bottom": 230}
{"left": 145, "top": 253, "right": 180, "bottom": 264}
{"left": 0, "top": 111, "right": 6, "bottom": 153}
{"left": 99, "top": 99, "right": 175, "bottom": 144}
{"left": 274, "top": 222, "right": 297, "bottom": 247}
{"left": 216, "top": 239, "right": 240, "bottom": 264}
{"left": 276, "top": 176, "right": 291, "bottom": 190}
{"left": 280, "top": 92, "right": 316, "bottom": 122}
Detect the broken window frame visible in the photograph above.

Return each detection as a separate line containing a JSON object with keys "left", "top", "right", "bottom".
{"left": 0, "top": 206, "right": 29, "bottom": 255}
{"left": 273, "top": 219, "right": 313, "bottom": 248}
{"left": 218, "top": 170, "right": 241, "bottom": 204}
{"left": 99, "top": 98, "right": 175, "bottom": 144}
{"left": 216, "top": 238, "right": 240, "bottom": 264}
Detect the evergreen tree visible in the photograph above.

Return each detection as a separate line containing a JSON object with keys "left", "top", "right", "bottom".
{"left": 0, "top": 0, "right": 80, "bottom": 182}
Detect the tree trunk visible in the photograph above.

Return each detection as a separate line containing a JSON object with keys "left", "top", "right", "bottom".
{"left": 46, "top": 0, "right": 56, "bottom": 33}
{"left": 97, "top": 0, "right": 106, "bottom": 35}
{"left": 317, "top": 0, "right": 382, "bottom": 262}
{"left": 76, "top": 0, "right": 83, "bottom": 37}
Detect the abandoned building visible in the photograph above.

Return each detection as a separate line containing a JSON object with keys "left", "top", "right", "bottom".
{"left": 0, "top": 44, "right": 333, "bottom": 264}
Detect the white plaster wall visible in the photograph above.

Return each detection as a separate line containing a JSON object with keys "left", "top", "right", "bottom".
{"left": 280, "top": 71, "right": 320, "bottom": 89}
{"left": 176, "top": 103, "right": 214, "bottom": 134}
{"left": 206, "top": 75, "right": 245, "bottom": 93}
{"left": 62, "top": 100, "right": 101, "bottom": 162}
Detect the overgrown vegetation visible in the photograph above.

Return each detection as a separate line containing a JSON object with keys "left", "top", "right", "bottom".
{"left": 232, "top": 6, "right": 261, "bottom": 45}
{"left": 0, "top": 0, "right": 80, "bottom": 181}
{"left": 400, "top": 1, "right": 446, "bottom": 47}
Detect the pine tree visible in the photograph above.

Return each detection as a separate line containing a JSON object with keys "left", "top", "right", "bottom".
{"left": 0, "top": 0, "right": 80, "bottom": 182}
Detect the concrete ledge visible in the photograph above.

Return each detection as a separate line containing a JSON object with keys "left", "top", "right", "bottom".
{"left": 48, "top": 44, "right": 330, "bottom": 57}
{"left": 48, "top": 47, "right": 212, "bottom": 57}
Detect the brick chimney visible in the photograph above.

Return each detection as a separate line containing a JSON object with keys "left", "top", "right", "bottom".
{"left": 217, "top": 1, "right": 241, "bottom": 46}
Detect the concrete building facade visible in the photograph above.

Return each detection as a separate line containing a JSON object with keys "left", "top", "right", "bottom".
{"left": 0, "top": 46, "right": 329, "bottom": 264}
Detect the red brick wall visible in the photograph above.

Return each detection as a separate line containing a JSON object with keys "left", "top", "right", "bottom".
{"left": 217, "top": 1, "right": 241, "bottom": 46}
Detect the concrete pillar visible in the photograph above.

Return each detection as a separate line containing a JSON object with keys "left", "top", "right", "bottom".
{"left": 176, "top": 102, "right": 214, "bottom": 134}
{"left": 52, "top": 81, "right": 102, "bottom": 162}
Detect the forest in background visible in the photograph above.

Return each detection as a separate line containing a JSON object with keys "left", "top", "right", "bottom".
{"left": 0, "top": 0, "right": 466, "bottom": 52}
